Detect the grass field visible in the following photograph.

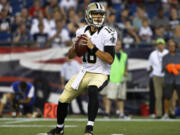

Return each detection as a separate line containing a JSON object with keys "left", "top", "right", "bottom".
{"left": 0, "top": 116, "right": 180, "bottom": 135}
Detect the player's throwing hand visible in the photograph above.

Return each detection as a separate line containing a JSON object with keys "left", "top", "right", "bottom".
{"left": 81, "top": 34, "right": 94, "bottom": 49}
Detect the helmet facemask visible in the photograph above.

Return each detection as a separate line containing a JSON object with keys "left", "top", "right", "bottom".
{"left": 85, "top": 3, "right": 106, "bottom": 27}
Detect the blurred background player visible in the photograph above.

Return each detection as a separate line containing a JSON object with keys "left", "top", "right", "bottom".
{"left": 162, "top": 39, "right": 180, "bottom": 119}
{"left": 61, "top": 53, "right": 85, "bottom": 115}
{"left": 147, "top": 62, "right": 155, "bottom": 118}
{"left": 101, "top": 40, "right": 129, "bottom": 119}
{"left": 33, "top": 73, "right": 51, "bottom": 118}
{"left": 0, "top": 81, "right": 35, "bottom": 118}
{"left": 148, "top": 38, "right": 168, "bottom": 118}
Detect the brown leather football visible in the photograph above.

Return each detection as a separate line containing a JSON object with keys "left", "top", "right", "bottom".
{"left": 75, "top": 35, "right": 88, "bottom": 57}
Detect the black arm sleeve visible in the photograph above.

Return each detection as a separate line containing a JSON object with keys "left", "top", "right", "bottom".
{"left": 104, "top": 46, "right": 115, "bottom": 58}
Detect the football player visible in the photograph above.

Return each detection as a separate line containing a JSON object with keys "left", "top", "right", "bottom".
{"left": 46, "top": 2, "right": 117, "bottom": 135}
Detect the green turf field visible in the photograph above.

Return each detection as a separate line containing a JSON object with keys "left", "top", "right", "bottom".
{"left": 0, "top": 116, "right": 180, "bottom": 135}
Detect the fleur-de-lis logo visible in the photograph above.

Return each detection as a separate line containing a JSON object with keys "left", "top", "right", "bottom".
{"left": 110, "top": 33, "right": 115, "bottom": 43}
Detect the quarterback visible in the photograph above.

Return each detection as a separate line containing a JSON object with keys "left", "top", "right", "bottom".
{"left": 46, "top": 2, "right": 117, "bottom": 135}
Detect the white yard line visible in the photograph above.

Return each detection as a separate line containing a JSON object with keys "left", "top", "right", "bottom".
{"left": 0, "top": 125, "right": 77, "bottom": 128}
{"left": 111, "top": 134, "right": 124, "bottom": 135}
{"left": 0, "top": 118, "right": 180, "bottom": 122}
{"left": 5, "top": 119, "right": 39, "bottom": 124}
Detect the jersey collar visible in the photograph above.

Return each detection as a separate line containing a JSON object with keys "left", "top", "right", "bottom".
{"left": 84, "top": 25, "right": 104, "bottom": 35}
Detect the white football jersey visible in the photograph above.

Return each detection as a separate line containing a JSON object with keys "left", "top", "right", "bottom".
{"left": 76, "top": 25, "right": 117, "bottom": 75}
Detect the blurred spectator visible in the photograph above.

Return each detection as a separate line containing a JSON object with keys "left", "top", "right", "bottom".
{"left": 48, "top": 19, "right": 72, "bottom": 48}
{"left": 161, "top": 0, "right": 171, "bottom": 13}
{"left": 139, "top": 18, "right": 153, "bottom": 43}
{"left": 67, "top": 7, "right": 76, "bottom": 23}
{"left": 77, "top": 9, "right": 84, "bottom": 23}
{"left": 122, "top": 20, "right": 140, "bottom": 47}
{"left": 78, "top": 0, "right": 91, "bottom": 9}
{"left": 59, "top": 0, "right": 77, "bottom": 11}
{"left": 0, "top": 8, "right": 11, "bottom": 32}
{"left": 52, "top": 9, "right": 65, "bottom": 22}
{"left": 102, "top": 0, "right": 112, "bottom": 8}
{"left": 67, "top": 12, "right": 80, "bottom": 39}
{"left": 30, "top": 11, "right": 51, "bottom": 36}
{"left": 13, "top": 23, "right": 32, "bottom": 44}
{"left": 29, "top": 0, "right": 44, "bottom": 18}
{"left": 106, "top": 11, "right": 122, "bottom": 39}
{"left": 178, "top": 4, "right": 180, "bottom": 18}
{"left": 177, "top": 35, "right": 180, "bottom": 53}
{"left": 20, "top": 8, "right": 32, "bottom": 31}
{"left": 51, "top": 9, "right": 66, "bottom": 32}
{"left": 33, "top": 74, "right": 51, "bottom": 118}
{"left": 169, "top": 8, "right": 180, "bottom": 30}
{"left": 11, "top": 13, "right": 22, "bottom": 34}
{"left": 118, "top": 8, "right": 130, "bottom": 27}
{"left": 45, "top": 12, "right": 56, "bottom": 32}
{"left": 132, "top": 6, "right": 147, "bottom": 31}
{"left": 147, "top": 66, "right": 155, "bottom": 118}
{"left": 68, "top": 22, "right": 79, "bottom": 39}
{"left": 77, "top": 0, "right": 91, "bottom": 19}
{"left": 152, "top": 8, "right": 169, "bottom": 29}
{"left": 162, "top": 39, "right": 180, "bottom": 119}
{"left": 145, "top": 0, "right": 161, "bottom": 19}
{"left": 44, "top": 0, "right": 62, "bottom": 19}
{"left": 148, "top": 38, "right": 168, "bottom": 118}
{"left": 0, "top": 81, "right": 35, "bottom": 118}
{"left": 100, "top": 40, "right": 129, "bottom": 119}
{"left": 0, "top": 7, "right": 11, "bottom": 41}
{"left": 152, "top": 26, "right": 166, "bottom": 42}
{"left": 0, "top": 0, "right": 12, "bottom": 15}
{"left": 61, "top": 53, "right": 85, "bottom": 115}
{"left": 168, "top": 0, "right": 179, "bottom": 8}
{"left": 69, "top": 11, "right": 80, "bottom": 25}
{"left": 33, "top": 22, "right": 49, "bottom": 47}
{"left": 173, "top": 25, "right": 180, "bottom": 45}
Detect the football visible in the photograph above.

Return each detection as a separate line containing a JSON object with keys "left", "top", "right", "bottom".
{"left": 75, "top": 35, "right": 88, "bottom": 57}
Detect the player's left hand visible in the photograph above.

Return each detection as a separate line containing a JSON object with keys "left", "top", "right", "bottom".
{"left": 81, "top": 34, "right": 94, "bottom": 49}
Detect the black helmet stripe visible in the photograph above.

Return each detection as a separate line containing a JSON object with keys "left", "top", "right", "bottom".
{"left": 95, "top": 3, "right": 98, "bottom": 9}
{"left": 96, "top": 3, "right": 102, "bottom": 9}
{"left": 99, "top": 3, "right": 102, "bottom": 9}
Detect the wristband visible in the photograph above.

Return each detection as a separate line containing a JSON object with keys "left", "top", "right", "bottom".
{"left": 91, "top": 46, "right": 98, "bottom": 54}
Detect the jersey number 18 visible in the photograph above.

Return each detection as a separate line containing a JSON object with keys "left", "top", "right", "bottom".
{"left": 83, "top": 50, "right": 96, "bottom": 63}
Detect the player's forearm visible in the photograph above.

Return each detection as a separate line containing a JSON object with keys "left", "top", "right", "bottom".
{"left": 68, "top": 47, "right": 77, "bottom": 58}
{"left": 95, "top": 50, "right": 114, "bottom": 65}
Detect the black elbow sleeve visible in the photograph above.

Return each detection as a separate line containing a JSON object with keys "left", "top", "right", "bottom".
{"left": 104, "top": 46, "right": 115, "bottom": 58}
